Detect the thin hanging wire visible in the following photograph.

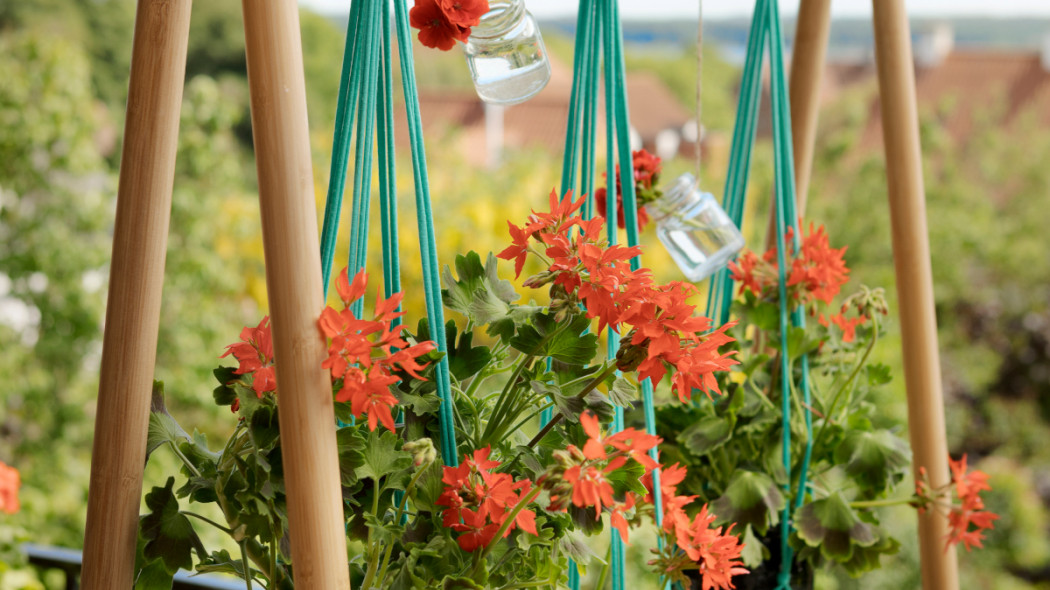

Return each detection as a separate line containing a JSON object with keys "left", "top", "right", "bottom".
{"left": 695, "top": 0, "right": 703, "bottom": 182}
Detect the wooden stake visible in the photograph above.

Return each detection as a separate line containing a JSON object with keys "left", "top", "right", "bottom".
{"left": 80, "top": 1, "right": 192, "bottom": 588}
{"left": 872, "top": 1, "right": 960, "bottom": 588}
{"left": 765, "top": 0, "right": 831, "bottom": 247}
{"left": 241, "top": 1, "right": 352, "bottom": 588}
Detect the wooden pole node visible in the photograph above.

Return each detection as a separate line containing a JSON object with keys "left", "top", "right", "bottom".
{"left": 81, "top": 0, "right": 192, "bottom": 587}
{"left": 765, "top": 0, "right": 831, "bottom": 247}
{"left": 872, "top": 1, "right": 960, "bottom": 588}
{"left": 241, "top": 1, "right": 352, "bottom": 588}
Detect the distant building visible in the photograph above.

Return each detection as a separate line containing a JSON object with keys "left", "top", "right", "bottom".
{"left": 815, "top": 25, "right": 1050, "bottom": 147}
{"left": 395, "top": 53, "right": 695, "bottom": 167}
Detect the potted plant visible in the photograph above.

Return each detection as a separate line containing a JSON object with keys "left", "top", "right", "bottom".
{"left": 653, "top": 225, "right": 998, "bottom": 587}
{"left": 134, "top": 190, "right": 752, "bottom": 589}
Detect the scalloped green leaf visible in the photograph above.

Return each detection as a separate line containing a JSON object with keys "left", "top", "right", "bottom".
{"left": 677, "top": 415, "right": 734, "bottom": 456}
{"left": 139, "top": 477, "right": 206, "bottom": 574}
{"left": 511, "top": 314, "right": 597, "bottom": 366}
{"left": 835, "top": 429, "right": 911, "bottom": 495}
{"left": 711, "top": 470, "right": 785, "bottom": 535}
{"left": 794, "top": 492, "right": 877, "bottom": 562}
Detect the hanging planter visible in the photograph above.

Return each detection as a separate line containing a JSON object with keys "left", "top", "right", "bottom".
{"left": 655, "top": 1, "right": 998, "bottom": 587}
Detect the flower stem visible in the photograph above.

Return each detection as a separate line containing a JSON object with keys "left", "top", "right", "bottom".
{"left": 469, "top": 486, "right": 543, "bottom": 578}
{"left": 850, "top": 497, "right": 911, "bottom": 509}
{"left": 812, "top": 315, "right": 879, "bottom": 452}
{"left": 525, "top": 363, "right": 619, "bottom": 449}
{"left": 239, "top": 538, "right": 254, "bottom": 590}
{"left": 167, "top": 440, "right": 203, "bottom": 479}
{"left": 181, "top": 511, "right": 234, "bottom": 535}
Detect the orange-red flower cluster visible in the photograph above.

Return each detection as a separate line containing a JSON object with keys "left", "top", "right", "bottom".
{"left": 914, "top": 455, "right": 999, "bottom": 552}
{"left": 499, "top": 188, "right": 738, "bottom": 402}
{"left": 645, "top": 463, "right": 747, "bottom": 589}
{"left": 436, "top": 447, "right": 538, "bottom": 552}
{"left": 818, "top": 309, "right": 867, "bottom": 343}
{"left": 409, "top": 0, "right": 489, "bottom": 51}
{"left": 319, "top": 268, "right": 436, "bottom": 431}
{"left": 542, "top": 412, "right": 660, "bottom": 542}
{"left": 0, "top": 460, "right": 20, "bottom": 515}
{"left": 221, "top": 269, "right": 435, "bottom": 431}
{"left": 945, "top": 455, "right": 999, "bottom": 551}
{"left": 221, "top": 316, "right": 276, "bottom": 398}
{"left": 617, "top": 281, "right": 738, "bottom": 402}
{"left": 596, "top": 148, "right": 663, "bottom": 230}
{"left": 729, "top": 222, "right": 850, "bottom": 309}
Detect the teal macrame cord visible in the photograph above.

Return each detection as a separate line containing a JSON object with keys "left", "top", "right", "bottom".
{"left": 319, "top": 0, "right": 459, "bottom": 467}
{"left": 701, "top": 1, "right": 814, "bottom": 587}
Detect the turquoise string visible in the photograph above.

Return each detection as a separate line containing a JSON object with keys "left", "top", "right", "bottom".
{"left": 704, "top": 0, "right": 768, "bottom": 324}
{"left": 692, "top": 0, "right": 811, "bottom": 586}
{"left": 320, "top": 0, "right": 458, "bottom": 467}
{"left": 320, "top": 0, "right": 365, "bottom": 297}
{"left": 392, "top": 0, "right": 458, "bottom": 466}
{"left": 599, "top": 0, "right": 625, "bottom": 586}
{"left": 347, "top": 0, "right": 383, "bottom": 320}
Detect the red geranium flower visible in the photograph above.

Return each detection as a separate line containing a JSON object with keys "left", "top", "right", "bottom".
{"left": 410, "top": 0, "right": 470, "bottom": 50}
{"left": 0, "top": 461, "right": 20, "bottom": 515}
{"left": 437, "top": 447, "right": 538, "bottom": 552}
{"left": 944, "top": 455, "right": 999, "bottom": 551}
{"left": 220, "top": 316, "right": 276, "bottom": 396}
{"left": 318, "top": 268, "right": 436, "bottom": 431}
{"left": 437, "top": 0, "right": 489, "bottom": 28}
{"left": 674, "top": 505, "right": 749, "bottom": 590}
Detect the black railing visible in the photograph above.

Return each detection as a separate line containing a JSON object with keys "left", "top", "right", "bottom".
{"left": 24, "top": 545, "right": 255, "bottom": 590}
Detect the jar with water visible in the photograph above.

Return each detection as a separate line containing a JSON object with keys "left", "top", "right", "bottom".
{"left": 464, "top": 0, "right": 551, "bottom": 105}
{"left": 647, "top": 173, "right": 745, "bottom": 282}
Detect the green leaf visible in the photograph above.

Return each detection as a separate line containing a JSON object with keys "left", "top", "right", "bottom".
{"left": 411, "top": 461, "right": 446, "bottom": 513}
{"left": 354, "top": 429, "right": 413, "bottom": 484}
{"left": 442, "top": 576, "right": 485, "bottom": 590}
{"left": 834, "top": 430, "right": 911, "bottom": 495}
{"left": 486, "top": 317, "right": 516, "bottom": 342}
{"left": 194, "top": 549, "right": 252, "bottom": 581}
{"left": 711, "top": 470, "right": 786, "bottom": 535}
{"left": 212, "top": 366, "right": 239, "bottom": 407}
{"left": 677, "top": 416, "right": 734, "bottom": 457}
{"left": 838, "top": 527, "right": 901, "bottom": 577}
{"left": 363, "top": 511, "right": 406, "bottom": 545}
{"left": 608, "top": 376, "right": 637, "bottom": 408}
{"left": 336, "top": 427, "right": 366, "bottom": 487}
{"left": 558, "top": 529, "right": 602, "bottom": 566}
{"left": 446, "top": 324, "right": 492, "bottom": 382}
{"left": 739, "top": 525, "right": 770, "bottom": 568}
{"left": 510, "top": 314, "right": 596, "bottom": 366}
{"left": 139, "top": 477, "right": 206, "bottom": 574}
{"left": 249, "top": 403, "right": 280, "bottom": 449}
{"left": 604, "top": 459, "right": 648, "bottom": 497}
{"left": 569, "top": 504, "right": 603, "bottom": 535}
{"left": 794, "top": 491, "right": 877, "bottom": 562}
{"left": 866, "top": 363, "right": 893, "bottom": 386}
{"left": 147, "top": 383, "right": 191, "bottom": 461}
{"left": 441, "top": 251, "right": 520, "bottom": 325}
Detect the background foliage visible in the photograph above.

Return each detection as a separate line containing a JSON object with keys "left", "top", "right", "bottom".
{"left": 1, "top": 1, "right": 1048, "bottom": 588}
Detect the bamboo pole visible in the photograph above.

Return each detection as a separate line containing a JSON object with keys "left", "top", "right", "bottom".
{"left": 765, "top": 0, "right": 831, "bottom": 247}
{"left": 871, "top": 2, "right": 960, "bottom": 589}
{"left": 80, "top": 1, "right": 192, "bottom": 588}
{"left": 241, "top": 1, "right": 352, "bottom": 588}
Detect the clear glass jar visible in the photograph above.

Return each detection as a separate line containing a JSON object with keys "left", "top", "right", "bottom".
{"left": 464, "top": 0, "right": 551, "bottom": 106}
{"left": 647, "top": 173, "right": 745, "bottom": 282}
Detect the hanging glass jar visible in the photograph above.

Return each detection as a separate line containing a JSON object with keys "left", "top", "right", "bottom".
{"left": 464, "top": 0, "right": 551, "bottom": 105}
{"left": 647, "top": 173, "right": 745, "bottom": 282}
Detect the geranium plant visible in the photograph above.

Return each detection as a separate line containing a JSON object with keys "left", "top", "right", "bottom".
{"left": 653, "top": 224, "right": 997, "bottom": 585}
{"left": 134, "top": 190, "right": 750, "bottom": 589}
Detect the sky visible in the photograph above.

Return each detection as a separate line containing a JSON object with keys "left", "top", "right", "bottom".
{"left": 298, "top": 0, "right": 1050, "bottom": 19}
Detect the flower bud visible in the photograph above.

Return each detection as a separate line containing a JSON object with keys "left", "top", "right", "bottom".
{"left": 403, "top": 438, "right": 437, "bottom": 468}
